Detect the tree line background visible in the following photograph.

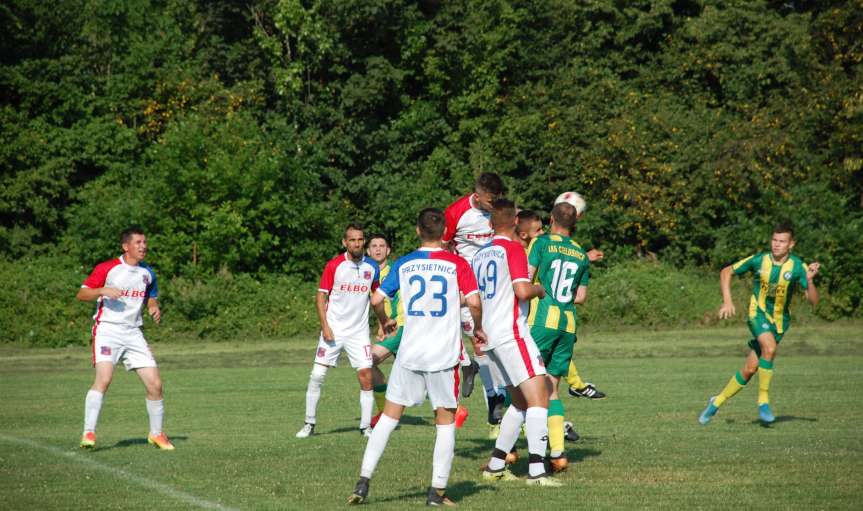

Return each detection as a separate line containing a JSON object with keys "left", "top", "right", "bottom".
{"left": 1, "top": 0, "right": 861, "bottom": 345}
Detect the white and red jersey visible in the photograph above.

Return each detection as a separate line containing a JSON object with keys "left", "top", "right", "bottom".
{"left": 443, "top": 193, "right": 494, "bottom": 263}
{"left": 319, "top": 253, "right": 380, "bottom": 340}
{"left": 471, "top": 236, "right": 532, "bottom": 350}
{"left": 377, "top": 248, "right": 479, "bottom": 371}
{"left": 81, "top": 256, "right": 158, "bottom": 328}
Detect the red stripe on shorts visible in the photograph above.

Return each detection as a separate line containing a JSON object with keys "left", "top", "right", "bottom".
{"left": 512, "top": 299, "right": 535, "bottom": 378}
{"left": 453, "top": 364, "right": 461, "bottom": 401}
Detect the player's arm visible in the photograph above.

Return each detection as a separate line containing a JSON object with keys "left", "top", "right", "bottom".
{"left": 805, "top": 262, "right": 820, "bottom": 306}
{"left": 718, "top": 265, "right": 736, "bottom": 319}
{"left": 587, "top": 249, "right": 604, "bottom": 262}
{"left": 371, "top": 290, "right": 397, "bottom": 335}
{"left": 147, "top": 298, "right": 161, "bottom": 324}
{"left": 316, "top": 291, "right": 334, "bottom": 341}
{"left": 465, "top": 292, "right": 487, "bottom": 346}
{"left": 76, "top": 287, "right": 121, "bottom": 301}
{"left": 513, "top": 281, "right": 545, "bottom": 301}
{"left": 573, "top": 285, "right": 588, "bottom": 305}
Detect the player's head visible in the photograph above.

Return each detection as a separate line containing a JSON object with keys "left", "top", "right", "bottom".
{"left": 516, "top": 209, "right": 544, "bottom": 248}
{"left": 770, "top": 221, "right": 795, "bottom": 258}
{"left": 343, "top": 222, "right": 366, "bottom": 259}
{"left": 474, "top": 172, "right": 506, "bottom": 212}
{"left": 490, "top": 198, "right": 518, "bottom": 233}
{"left": 120, "top": 225, "right": 147, "bottom": 261}
{"left": 366, "top": 233, "right": 391, "bottom": 264}
{"left": 550, "top": 202, "right": 578, "bottom": 233}
{"left": 416, "top": 208, "right": 446, "bottom": 242}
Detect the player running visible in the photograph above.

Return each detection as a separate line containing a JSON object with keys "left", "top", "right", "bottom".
{"left": 443, "top": 172, "right": 507, "bottom": 434}
{"left": 526, "top": 202, "right": 591, "bottom": 472}
{"left": 475, "top": 199, "right": 561, "bottom": 487}
{"left": 76, "top": 226, "right": 174, "bottom": 450}
{"left": 296, "top": 223, "right": 380, "bottom": 438}
{"left": 348, "top": 208, "right": 485, "bottom": 506}
{"left": 699, "top": 222, "right": 820, "bottom": 425}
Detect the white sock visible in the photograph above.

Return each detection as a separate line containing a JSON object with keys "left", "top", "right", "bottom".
{"left": 360, "top": 414, "right": 399, "bottom": 479}
{"left": 83, "top": 390, "right": 103, "bottom": 433}
{"left": 432, "top": 423, "right": 456, "bottom": 489}
{"left": 304, "top": 365, "right": 327, "bottom": 424}
{"left": 487, "top": 358, "right": 507, "bottom": 394}
{"left": 146, "top": 399, "right": 164, "bottom": 436}
{"left": 359, "top": 390, "right": 374, "bottom": 429}
{"left": 525, "top": 407, "right": 549, "bottom": 477}
{"left": 475, "top": 355, "right": 496, "bottom": 396}
{"left": 487, "top": 406, "right": 525, "bottom": 471}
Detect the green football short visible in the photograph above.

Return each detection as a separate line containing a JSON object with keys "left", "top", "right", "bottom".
{"left": 377, "top": 326, "right": 403, "bottom": 355}
{"left": 530, "top": 325, "right": 576, "bottom": 377}
{"left": 746, "top": 311, "right": 784, "bottom": 356}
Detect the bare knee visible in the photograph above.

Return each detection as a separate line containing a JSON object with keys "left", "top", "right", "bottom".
{"left": 357, "top": 368, "right": 373, "bottom": 390}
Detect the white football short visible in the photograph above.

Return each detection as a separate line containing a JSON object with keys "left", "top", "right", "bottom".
{"left": 91, "top": 322, "right": 157, "bottom": 371}
{"left": 314, "top": 334, "right": 373, "bottom": 369}
{"left": 486, "top": 337, "right": 546, "bottom": 387}
{"left": 385, "top": 358, "right": 459, "bottom": 410}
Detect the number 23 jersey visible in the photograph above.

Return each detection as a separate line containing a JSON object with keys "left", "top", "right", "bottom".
{"left": 377, "top": 248, "right": 478, "bottom": 371}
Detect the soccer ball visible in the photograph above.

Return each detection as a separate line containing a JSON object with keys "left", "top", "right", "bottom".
{"left": 554, "top": 191, "right": 586, "bottom": 215}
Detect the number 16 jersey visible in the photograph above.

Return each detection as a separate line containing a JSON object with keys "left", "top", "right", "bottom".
{"left": 526, "top": 234, "right": 589, "bottom": 334}
{"left": 377, "top": 247, "right": 478, "bottom": 372}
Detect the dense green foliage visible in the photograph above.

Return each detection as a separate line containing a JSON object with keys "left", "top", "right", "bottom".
{"left": 2, "top": 0, "right": 861, "bottom": 342}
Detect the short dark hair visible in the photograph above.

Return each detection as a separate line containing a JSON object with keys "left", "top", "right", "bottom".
{"left": 516, "top": 209, "right": 541, "bottom": 223}
{"left": 120, "top": 225, "right": 145, "bottom": 245}
{"left": 773, "top": 221, "right": 794, "bottom": 239}
{"left": 476, "top": 172, "right": 506, "bottom": 196}
{"left": 417, "top": 208, "right": 445, "bottom": 241}
{"left": 490, "top": 198, "right": 517, "bottom": 229}
{"left": 366, "top": 233, "right": 390, "bottom": 248}
{"left": 344, "top": 222, "right": 365, "bottom": 238}
{"left": 551, "top": 202, "right": 578, "bottom": 231}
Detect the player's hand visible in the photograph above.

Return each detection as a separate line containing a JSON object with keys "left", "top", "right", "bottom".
{"left": 472, "top": 328, "right": 488, "bottom": 347}
{"left": 534, "top": 284, "right": 546, "bottom": 299}
{"left": 376, "top": 325, "right": 385, "bottom": 342}
{"left": 100, "top": 287, "right": 122, "bottom": 299}
{"left": 587, "top": 249, "right": 604, "bottom": 262}
{"left": 807, "top": 262, "right": 820, "bottom": 280}
{"left": 382, "top": 319, "right": 397, "bottom": 336}
{"left": 148, "top": 304, "right": 161, "bottom": 324}
{"left": 718, "top": 302, "right": 736, "bottom": 320}
{"left": 321, "top": 324, "right": 335, "bottom": 342}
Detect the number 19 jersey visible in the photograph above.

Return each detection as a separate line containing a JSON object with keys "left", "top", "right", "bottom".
{"left": 527, "top": 234, "right": 589, "bottom": 333}
{"left": 377, "top": 247, "right": 478, "bottom": 371}
{"left": 472, "top": 236, "right": 532, "bottom": 350}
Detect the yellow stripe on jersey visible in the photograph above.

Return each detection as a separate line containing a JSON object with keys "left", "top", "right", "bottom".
{"left": 757, "top": 256, "right": 771, "bottom": 313}
{"left": 549, "top": 234, "right": 562, "bottom": 242}
{"left": 528, "top": 296, "right": 539, "bottom": 325}
{"left": 773, "top": 259, "right": 795, "bottom": 333}
{"left": 545, "top": 305, "right": 560, "bottom": 329}
{"left": 733, "top": 254, "right": 755, "bottom": 271}
{"left": 563, "top": 310, "right": 576, "bottom": 334}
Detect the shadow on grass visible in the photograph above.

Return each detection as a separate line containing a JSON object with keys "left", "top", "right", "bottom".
{"left": 751, "top": 415, "right": 818, "bottom": 428}
{"left": 370, "top": 480, "right": 492, "bottom": 504}
{"left": 326, "top": 415, "right": 430, "bottom": 435}
{"left": 93, "top": 435, "right": 189, "bottom": 451}
{"left": 455, "top": 437, "right": 603, "bottom": 466}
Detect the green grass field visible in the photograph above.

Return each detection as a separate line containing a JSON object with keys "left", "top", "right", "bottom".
{"left": 2, "top": 322, "right": 862, "bottom": 510}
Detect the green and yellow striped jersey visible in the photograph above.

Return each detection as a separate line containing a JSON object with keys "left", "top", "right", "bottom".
{"left": 379, "top": 263, "right": 404, "bottom": 327}
{"left": 732, "top": 252, "right": 809, "bottom": 334}
{"left": 526, "top": 234, "right": 590, "bottom": 333}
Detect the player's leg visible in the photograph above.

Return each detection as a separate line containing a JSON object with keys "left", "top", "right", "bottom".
{"left": 81, "top": 361, "right": 114, "bottom": 448}
{"left": 699, "top": 349, "right": 758, "bottom": 425}
{"left": 532, "top": 326, "right": 569, "bottom": 469}
{"left": 347, "top": 339, "right": 375, "bottom": 435}
{"left": 426, "top": 367, "right": 459, "bottom": 506}
{"left": 566, "top": 359, "right": 607, "bottom": 399}
{"left": 370, "top": 328, "right": 400, "bottom": 424}
{"left": 350, "top": 360, "right": 415, "bottom": 505}
{"left": 755, "top": 332, "right": 779, "bottom": 423}
{"left": 545, "top": 375, "right": 568, "bottom": 471}
{"left": 299, "top": 335, "right": 341, "bottom": 437}
{"left": 517, "top": 373, "right": 557, "bottom": 483}
{"left": 136, "top": 366, "right": 174, "bottom": 450}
